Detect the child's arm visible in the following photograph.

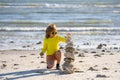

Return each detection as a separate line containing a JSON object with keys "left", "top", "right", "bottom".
{"left": 58, "top": 33, "right": 71, "bottom": 42}
{"left": 39, "top": 38, "right": 47, "bottom": 58}
{"left": 66, "top": 33, "right": 71, "bottom": 38}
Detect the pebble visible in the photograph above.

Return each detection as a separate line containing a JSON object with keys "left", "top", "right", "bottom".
{"left": 40, "top": 61, "right": 45, "bottom": 63}
{"left": 74, "top": 51, "right": 79, "bottom": 54}
{"left": 20, "top": 55, "right": 27, "bottom": 57}
{"left": 36, "top": 41, "right": 42, "bottom": 45}
{"left": 78, "top": 53, "right": 85, "bottom": 57}
{"left": 91, "top": 51, "right": 96, "bottom": 53}
{"left": 102, "top": 50, "right": 105, "bottom": 52}
{"left": 102, "top": 67, "right": 109, "bottom": 70}
{"left": 117, "top": 61, "right": 120, "bottom": 64}
{"left": 97, "top": 44, "right": 103, "bottom": 49}
{"left": 14, "top": 64, "right": 19, "bottom": 66}
{"left": 1, "top": 61, "right": 7, "bottom": 63}
{"left": 96, "top": 74, "right": 108, "bottom": 78}
{"left": 88, "top": 67, "right": 98, "bottom": 71}
{"left": 93, "top": 54, "right": 101, "bottom": 57}
{"left": 2, "top": 64, "right": 7, "bottom": 68}
{"left": 30, "top": 53, "right": 35, "bottom": 55}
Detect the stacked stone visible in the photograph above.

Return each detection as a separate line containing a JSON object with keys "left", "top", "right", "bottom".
{"left": 64, "top": 35, "right": 75, "bottom": 62}
{"left": 61, "top": 34, "right": 75, "bottom": 74}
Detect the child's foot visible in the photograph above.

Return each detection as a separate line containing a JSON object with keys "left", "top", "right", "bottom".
{"left": 56, "top": 64, "right": 61, "bottom": 70}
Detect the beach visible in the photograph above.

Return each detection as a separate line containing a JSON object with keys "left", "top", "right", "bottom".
{"left": 0, "top": 48, "right": 120, "bottom": 80}
{"left": 0, "top": 0, "right": 120, "bottom": 80}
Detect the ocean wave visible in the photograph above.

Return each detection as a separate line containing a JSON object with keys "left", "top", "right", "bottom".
{"left": 1, "top": 27, "right": 120, "bottom": 35}
{"left": 0, "top": 3, "right": 120, "bottom": 8}
{"left": 1, "top": 26, "right": 120, "bottom": 32}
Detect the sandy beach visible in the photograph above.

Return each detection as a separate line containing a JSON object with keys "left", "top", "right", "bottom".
{"left": 0, "top": 0, "right": 120, "bottom": 80}
{"left": 0, "top": 48, "right": 120, "bottom": 80}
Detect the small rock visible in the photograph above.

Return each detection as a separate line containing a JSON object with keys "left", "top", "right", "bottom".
{"left": 97, "top": 44, "right": 103, "bottom": 49}
{"left": 88, "top": 67, "right": 98, "bottom": 71}
{"left": 96, "top": 74, "right": 108, "bottom": 78}
{"left": 84, "top": 50, "right": 88, "bottom": 53}
{"left": 101, "top": 53, "right": 104, "bottom": 55}
{"left": 117, "top": 61, "right": 120, "bottom": 64}
{"left": 41, "top": 61, "right": 45, "bottom": 63}
{"left": 109, "top": 53, "right": 114, "bottom": 55}
{"left": 1, "top": 61, "right": 7, "bottom": 63}
{"left": 114, "top": 47, "right": 118, "bottom": 49}
{"left": 60, "top": 46, "right": 64, "bottom": 49}
{"left": 102, "top": 67, "right": 109, "bottom": 70}
{"left": 9, "top": 41, "right": 14, "bottom": 43}
{"left": 102, "top": 50, "right": 105, "bottom": 52}
{"left": 78, "top": 53, "right": 85, "bottom": 57}
{"left": 91, "top": 51, "right": 96, "bottom": 53}
{"left": 106, "top": 51, "right": 111, "bottom": 53}
{"left": 94, "top": 65, "right": 98, "bottom": 67}
{"left": 83, "top": 43, "right": 89, "bottom": 45}
{"left": 79, "top": 61, "right": 83, "bottom": 63}
{"left": 30, "top": 53, "right": 35, "bottom": 55}
{"left": 37, "top": 57, "right": 40, "bottom": 59}
{"left": 94, "top": 54, "right": 101, "bottom": 57}
{"left": 36, "top": 41, "right": 42, "bottom": 45}
{"left": 74, "top": 51, "right": 79, "bottom": 54}
{"left": 27, "top": 45, "right": 30, "bottom": 47}
{"left": 103, "top": 44, "right": 107, "bottom": 46}
{"left": 14, "top": 68, "right": 18, "bottom": 70}
{"left": 22, "top": 46, "right": 26, "bottom": 48}
{"left": 14, "top": 64, "right": 19, "bottom": 66}
{"left": 20, "top": 55, "right": 27, "bottom": 58}
{"left": 2, "top": 64, "right": 7, "bottom": 67}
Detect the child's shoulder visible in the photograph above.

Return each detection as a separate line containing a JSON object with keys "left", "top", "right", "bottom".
{"left": 55, "top": 35, "right": 62, "bottom": 38}
{"left": 56, "top": 35, "right": 62, "bottom": 37}
{"left": 44, "top": 38, "right": 48, "bottom": 41}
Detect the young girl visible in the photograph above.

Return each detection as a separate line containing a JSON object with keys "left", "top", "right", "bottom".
{"left": 40, "top": 23, "right": 68, "bottom": 70}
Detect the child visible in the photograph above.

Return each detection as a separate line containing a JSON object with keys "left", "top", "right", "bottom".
{"left": 40, "top": 23, "right": 69, "bottom": 70}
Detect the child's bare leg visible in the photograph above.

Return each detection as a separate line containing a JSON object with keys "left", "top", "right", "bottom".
{"left": 55, "top": 50, "right": 61, "bottom": 64}
{"left": 46, "top": 55, "right": 54, "bottom": 69}
{"left": 55, "top": 50, "right": 61, "bottom": 69}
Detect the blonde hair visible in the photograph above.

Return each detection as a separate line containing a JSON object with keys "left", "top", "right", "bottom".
{"left": 45, "top": 23, "right": 57, "bottom": 38}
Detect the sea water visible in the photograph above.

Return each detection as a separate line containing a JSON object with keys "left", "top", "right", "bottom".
{"left": 0, "top": 0, "right": 120, "bottom": 50}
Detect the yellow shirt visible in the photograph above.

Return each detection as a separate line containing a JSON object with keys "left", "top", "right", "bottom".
{"left": 42, "top": 35, "right": 66, "bottom": 55}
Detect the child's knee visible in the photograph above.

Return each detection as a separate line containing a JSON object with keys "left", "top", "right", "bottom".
{"left": 56, "top": 50, "right": 61, "bottom": 56}
{"left": 47, "top": 65, "right": 54, "bottom": 69}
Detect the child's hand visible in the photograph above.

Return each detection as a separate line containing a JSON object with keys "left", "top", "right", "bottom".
{"left": 66, "top": 33, "right": 71, "bottom": 38}
{"left": 40, "top": 52, "right": 44, "bottom": 58}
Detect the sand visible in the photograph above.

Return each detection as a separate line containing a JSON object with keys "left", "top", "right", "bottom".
{"left": 0, "top": 49, "right": 120, "bottom": 80}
